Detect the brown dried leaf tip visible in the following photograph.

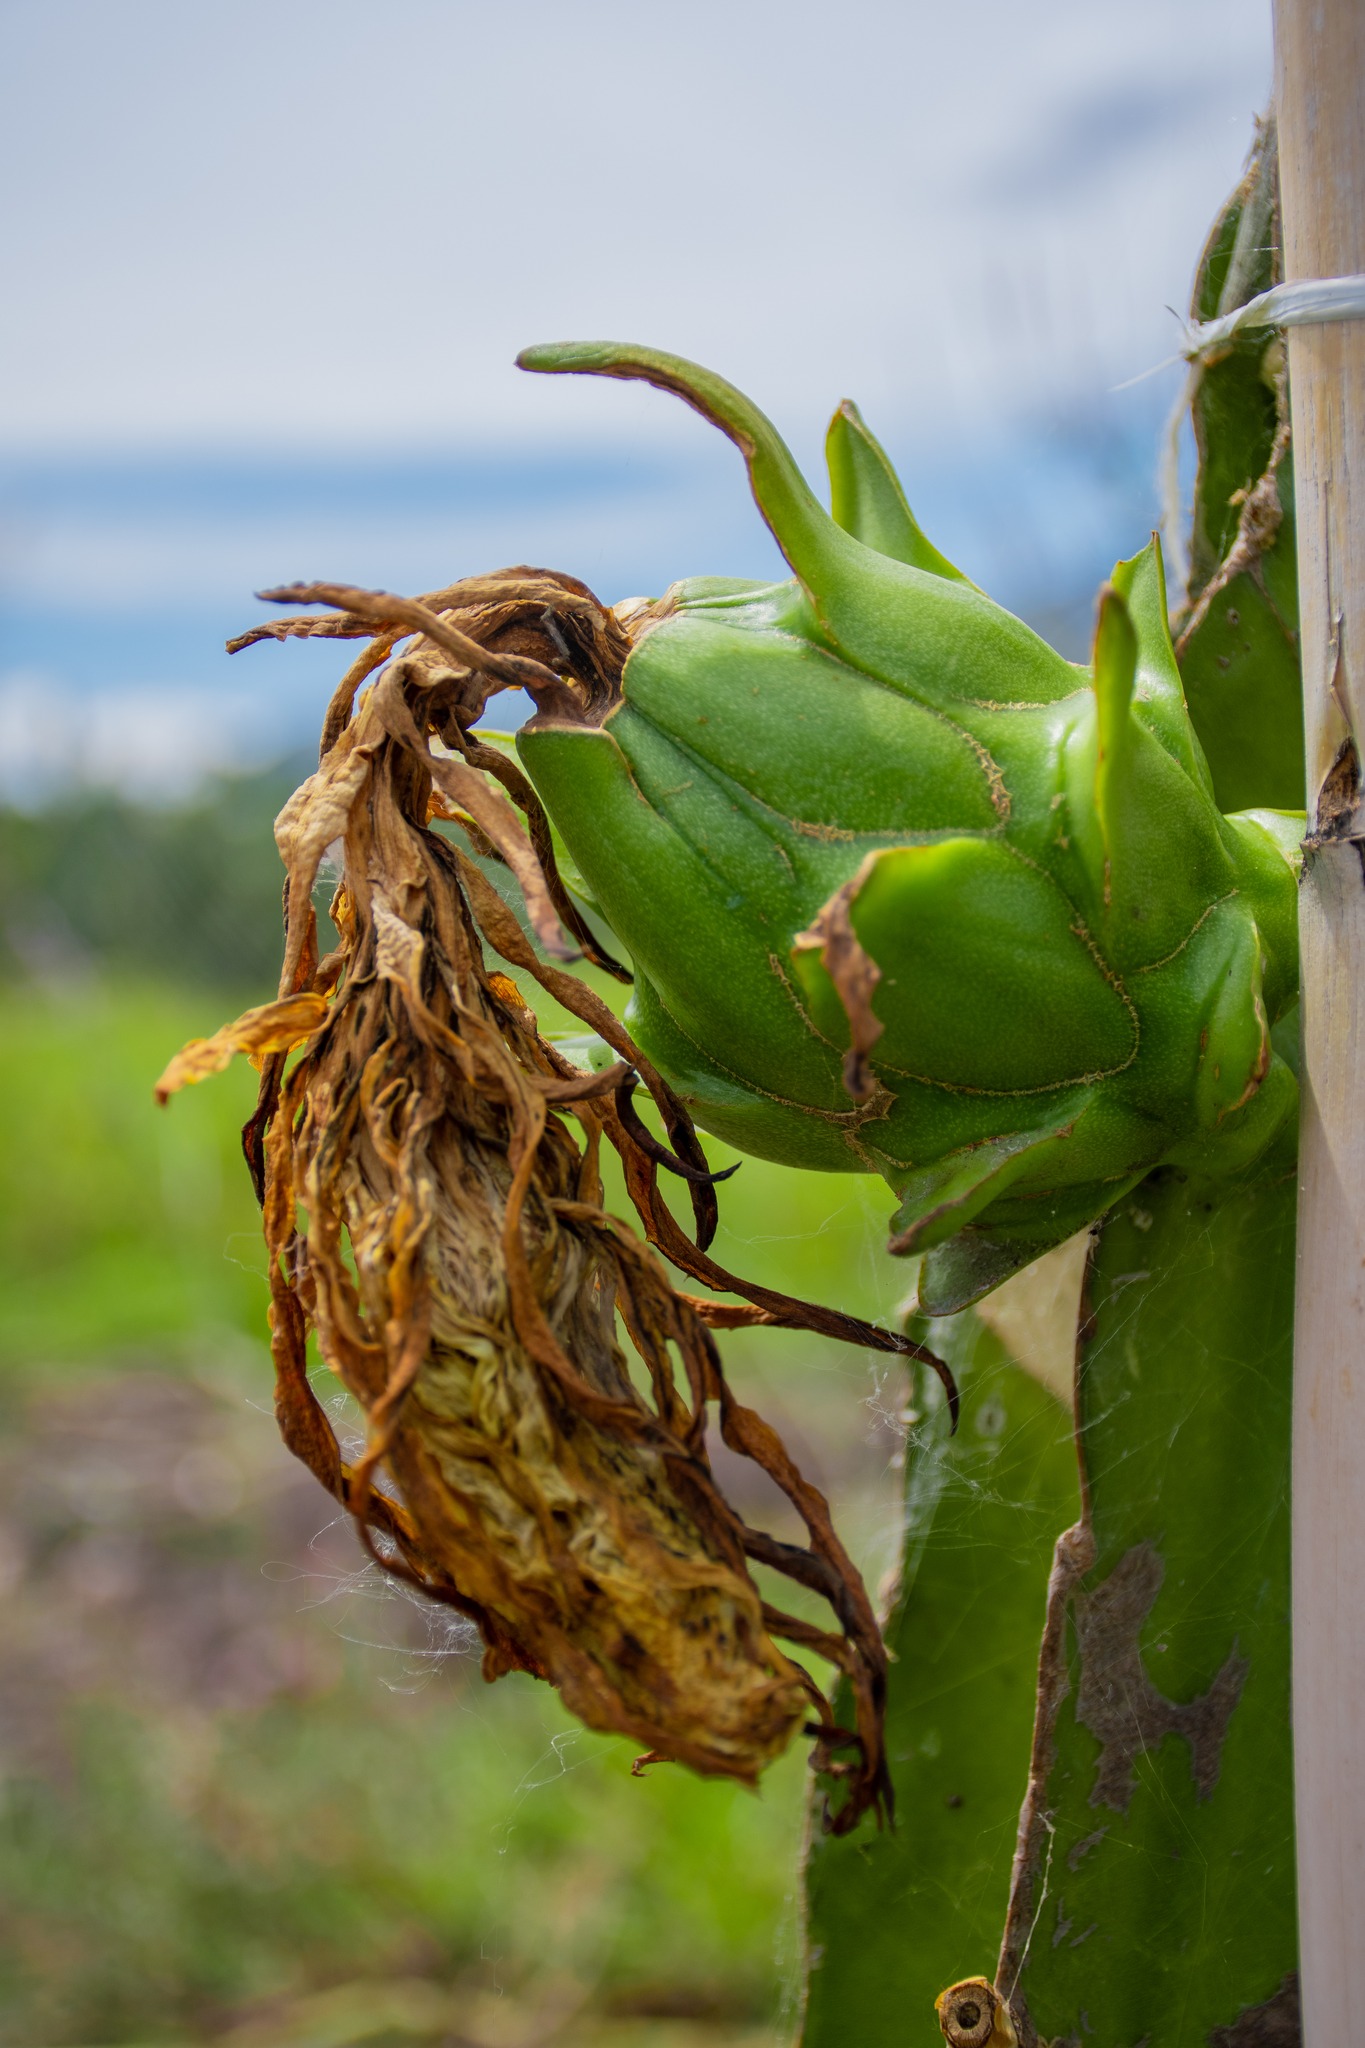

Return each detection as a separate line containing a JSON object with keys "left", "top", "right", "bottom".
{"left": 158, "top": 571, "right": 955, "bottom": 1833}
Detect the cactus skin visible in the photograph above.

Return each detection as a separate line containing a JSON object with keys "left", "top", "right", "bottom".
{"left": 1176, "top": 120, "right": 1303, "bottom": 816}
{"left": 515, "top": 344, "right": 1301, "bottom": 1304}
{"left": 995, "top": 1152, "right": 1297, "bottom": 2044}
{"left": 802, "top": 1314, "right": 1078, "bottom": 2045}
{"left": 801, "top": 1148, "right": 1298, "bottom": 2047}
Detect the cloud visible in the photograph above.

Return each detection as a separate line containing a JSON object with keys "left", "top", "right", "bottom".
{"left": 0, "top": 0, "right": 1271, "bottom": 454}
{"left": 982, "top": 77, "right": 1232, "bottom": 204}
{"left": 0, "top": 669, "right": 272, "bottom": 805}
{"left": 0, "top": 466, "right": 779, "bottom": 613}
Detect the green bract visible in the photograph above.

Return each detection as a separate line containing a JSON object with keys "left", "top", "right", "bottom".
{"left": 513, "top": 343, "right": 1302, "bottom": 1308}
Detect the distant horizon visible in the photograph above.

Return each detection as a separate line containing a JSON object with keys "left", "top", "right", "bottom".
{"left": 0, "top": 381, "right": 1171, "bottom": 805}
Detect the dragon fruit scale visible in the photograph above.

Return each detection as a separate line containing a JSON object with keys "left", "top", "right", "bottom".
{"left": 512, "top": 343, "right": 1301, "bottom": 1311}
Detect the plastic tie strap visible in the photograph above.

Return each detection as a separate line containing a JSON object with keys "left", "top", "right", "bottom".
{"left": 1161, "top": 273, "right": 1365, "bottom": 599}
{"left": 1181, "top": 274, "right": 1365, "bottom": 363}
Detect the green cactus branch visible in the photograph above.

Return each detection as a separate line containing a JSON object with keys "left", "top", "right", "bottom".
{"left": 803, "top": 1301, "right": 1079, "bottom": 2046}
{"left": 994, "top": 1158, "right": 1297, "bottom": 2045}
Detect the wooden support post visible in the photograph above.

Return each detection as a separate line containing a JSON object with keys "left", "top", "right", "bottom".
{"left": 1274, "top": 3, "right": 1365, "bottom": 2035}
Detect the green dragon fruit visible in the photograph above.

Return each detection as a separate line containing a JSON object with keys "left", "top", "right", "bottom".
{"left": 513, "top": 343, "right": 1301, "bottom": 1310}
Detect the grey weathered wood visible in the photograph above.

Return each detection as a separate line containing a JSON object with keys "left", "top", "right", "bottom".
{"left": 1274, "top": 4, "right": 1365, "bottom": 2036}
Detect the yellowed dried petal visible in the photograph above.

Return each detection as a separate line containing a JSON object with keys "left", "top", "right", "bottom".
{"left": 372, "top": 894, "right": 426, "bottom": 997}
{"left": 273, "top": 724, "right": 374, "bottom": 901}
{"left": 391, "top": 1274, "right": 810, "bottom": 1779}
{"left": 154, "top": 991, "right": 330, "bottom": 1103}
{"left": 426, "top": 749, "right": 573, "bottom": 959}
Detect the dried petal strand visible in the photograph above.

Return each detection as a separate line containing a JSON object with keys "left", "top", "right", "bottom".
{"left": 154, "top": 992, "right": 330, "bottom": 1103}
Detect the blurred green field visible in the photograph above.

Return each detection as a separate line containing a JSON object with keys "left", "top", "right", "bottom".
{"left": 0, "top": 823, "right": 910, "bottom": 2048}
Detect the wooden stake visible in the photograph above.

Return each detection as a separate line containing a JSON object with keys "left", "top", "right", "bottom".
{"left": 1274, "top": 4, "right": 1365, "bottom": 2034}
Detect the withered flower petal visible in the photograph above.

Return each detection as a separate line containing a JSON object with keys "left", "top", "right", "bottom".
{"left": 159, "top": 574, "right": 955, "bottom": 1831}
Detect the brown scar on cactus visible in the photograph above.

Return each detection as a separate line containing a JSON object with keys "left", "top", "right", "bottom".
{"left": 1074, "top": 1540, "right": 1247, "bottom": 1811}
{"left": 793, "top": 859, "right": 886, "bottom": 1103}
{"left": 156, "top": 574, "right": 961, "bottom": 1833}
{"left": 994, "top": 1529, "right": 1247, "bottom": 1923}
{"left": 991, "top": 1519, "right": 1097, "bottom": 2046}
{"left": 986, "top": 1530, "right": 1250, "bottom": 2043}
{"left": 1206, "top": 1972, "right": 1301, "bottom": 2047}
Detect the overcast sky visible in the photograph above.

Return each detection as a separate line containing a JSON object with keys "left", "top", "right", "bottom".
{"left": 1, "top": 0, "right": 1270, "bottom": 458}
{"left": 0, "top": 0, "right": 1273, "bottom": 798}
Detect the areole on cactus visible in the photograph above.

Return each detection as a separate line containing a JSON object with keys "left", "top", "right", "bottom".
{"left": 508, "top": 341, "right": 1303, "bottom": 1310}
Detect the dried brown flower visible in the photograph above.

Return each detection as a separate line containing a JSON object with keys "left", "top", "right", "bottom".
{"left": 158, "top": 570, "right": 956, "bottom": 1832}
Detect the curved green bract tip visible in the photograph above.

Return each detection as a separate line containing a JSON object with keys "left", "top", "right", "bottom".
{"left": 825, "top": 400, "right": 970, "bottom": 584}
{"left": 517, "top": 339, "right": 849, "bottom": 603}
{"left": 1093, "top": 586, "right": 1138, "bottom": 762}
{"left": 518, "top": 341, "right": 1073, "bottom": 709}
{"left": 1108, "top": 537, "right": 1208, "bottom": 785}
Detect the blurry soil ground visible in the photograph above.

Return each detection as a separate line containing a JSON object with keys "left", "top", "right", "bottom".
{"left": 0, "top": 962, "right": 909, "bottom": 2048}
{"left": 0, "top": 1349, "right": 801, "bottom": 2046}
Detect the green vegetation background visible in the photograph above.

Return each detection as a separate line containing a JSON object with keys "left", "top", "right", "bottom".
{"left": 0, "top": 769, "right": 910, "bottom": 2048}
